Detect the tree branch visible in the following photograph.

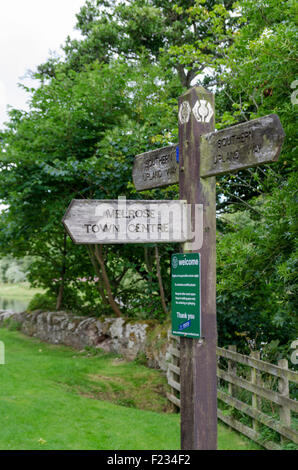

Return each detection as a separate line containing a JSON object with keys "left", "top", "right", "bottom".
{"left": 87, "top": 245, "right": 109, "bottom": 305}
{"left": 155, "top": 246, "right": 168, "bottom": 316}
{"left": 94, "top": 245, "right": 122, "bottom": 317}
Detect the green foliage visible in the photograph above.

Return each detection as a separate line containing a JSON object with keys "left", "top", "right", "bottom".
{"left": 1, "top": 317, "right": 22, "bottom": 331}
{"left": 213, "top": 0, "right": 298, "bottom": 351}
{"left": 214, "top": 0, "right": 298, "bottom": 211}
{"left": 52, "top": 0, "right": 241, "bottom": 88}
{"left": 0, "top": 256, "right": 31, "bottom": 284}
{"left": 217, "top": 173, "right": 298, "bottom": 350}
{"left": 27, "top": 292, "right": 57, "bottom": 312}
{"left": 133, "top": 351, "right": 148, "bottom": 366}
{"left": 0, "top": 55, "right": 182, "bottom": 319}
{"left": 3, "top": 1, "right": 230, "bottom": 320}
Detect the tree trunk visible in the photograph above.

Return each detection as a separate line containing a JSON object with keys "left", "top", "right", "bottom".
{"left": 94, "top": 245, "right": 122, "bottom": 317}
{"left": 87, "top": 245, "right": 109, "bottom": 305}
{"left": 144, "top": 246, "right": 153, "bottom": 288}
{"left": 56, "top": 231, "right": 67, "bottom": 310}
{"left": 154, "top": 246, "right": 168, "bottom": 316}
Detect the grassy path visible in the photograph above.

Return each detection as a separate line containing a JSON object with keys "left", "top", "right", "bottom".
{"left": 0, "top": 328, "right": 260, "bottom": 450}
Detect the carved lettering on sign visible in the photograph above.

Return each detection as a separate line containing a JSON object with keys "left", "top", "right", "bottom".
{"left": 200, "top": 114, "right": 285, "bottom": 177}
{"left": 63, "top": 199, "right": 190, "bottom": 244}
{"left": 217, "top": 130, "right": 253, "bottom": 148}
{"left": 133, "top": 145, "right": 179, "bottom": 190}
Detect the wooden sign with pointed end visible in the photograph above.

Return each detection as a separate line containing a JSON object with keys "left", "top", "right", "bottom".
{"left": 200, "top": 114, "right": 285, "bottom": 177}
{"left": 132, "top": 144, "right": 179, "bottom": 190}
{"left": 62, "top": 199, "right": 190, "bottom": 244}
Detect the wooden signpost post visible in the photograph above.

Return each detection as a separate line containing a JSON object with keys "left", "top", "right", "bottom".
{"left": 63, "top": 86, "right": 285, "bottom": 451}
{"left": 177, "top": 87, "right": 217, "bottom": 450}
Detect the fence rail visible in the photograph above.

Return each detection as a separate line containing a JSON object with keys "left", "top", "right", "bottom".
{"left": 167, "top": 336, "right": 298, "bottom": 450}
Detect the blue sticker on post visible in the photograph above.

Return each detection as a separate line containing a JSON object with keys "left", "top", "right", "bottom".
{"left": 179, "top": 320, "right": 191, "bottom": 331}
{"left": 176, "top": 146, "right": 179, "bottom": 163}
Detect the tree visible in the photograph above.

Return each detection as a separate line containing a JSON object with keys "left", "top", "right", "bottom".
{"left": 217, "top": 172, "right": 298, "bottom": 352}
{"left": 39, "top": 0, "right": 240, "bottom": 88}
{"left": 0, "top": 61, "right": 131, "bottom": 310}
{"left": 213, "top": 0, "right": 298, "bottom": 351}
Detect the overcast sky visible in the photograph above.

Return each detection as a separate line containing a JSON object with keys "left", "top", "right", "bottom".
{"left": 0, "top": 0, "right": 86, "bottom": 129}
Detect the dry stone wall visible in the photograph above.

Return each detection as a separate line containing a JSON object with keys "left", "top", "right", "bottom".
{"left": 0, "top": 310, "right": 172, "bottom": 372}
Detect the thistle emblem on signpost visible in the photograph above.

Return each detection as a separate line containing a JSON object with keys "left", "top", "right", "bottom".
{"left": 192, "top": 99, "right": 214, "bottom": 123}
{"left": 179, "top": 101, "right": 191, "bottom": 124}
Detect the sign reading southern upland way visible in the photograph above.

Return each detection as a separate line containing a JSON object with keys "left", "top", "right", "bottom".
{"left": 200, "top": 114, "right": 285, "bottom": 177}
{"left": 171, "top": 253, "right": 201, "bottom": 339}
{"left": 133, "top": 144, "right": 179, "bottom": 190}
{"left": 63, "top": 199, "right": 189, "bottom": 244}
{"left": 132, "top": 114, "right": 284, "bottom": 190}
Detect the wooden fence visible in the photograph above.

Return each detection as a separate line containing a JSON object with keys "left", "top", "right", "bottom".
{"left": 167, "top": 335, "right": 298, "bottom": 450}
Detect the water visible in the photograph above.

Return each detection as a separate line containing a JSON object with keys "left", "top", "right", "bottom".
{"left": 0, "top": 297, "right": 29, "bottom": 313}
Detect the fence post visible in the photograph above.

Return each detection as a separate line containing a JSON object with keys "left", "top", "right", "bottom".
{"left": 228, "top": 345, "right": 237, "bottom": 398}
{"left": 278, "top": 359, "right": 291, "bottom": 446}
{"left": 250, "top": 351, "right": 260, "bottom": 433}
{"left": 167, "top": 335, "right": 181, "bottom": 410}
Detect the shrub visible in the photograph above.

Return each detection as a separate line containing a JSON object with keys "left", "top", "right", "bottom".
{"left": 27, "top": 292, "right": 56, "bottom": 312}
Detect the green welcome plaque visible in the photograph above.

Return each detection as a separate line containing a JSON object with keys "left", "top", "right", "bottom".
{"left": 171, "top": 253, "right": 201, "bottom": 338}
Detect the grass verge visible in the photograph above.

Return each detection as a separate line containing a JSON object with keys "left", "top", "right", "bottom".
{"left": 0, "top": 328, "right": 260, "bottom": 450}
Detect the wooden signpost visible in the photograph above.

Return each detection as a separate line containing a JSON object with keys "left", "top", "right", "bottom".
{"left": 63, "top": 85, "right": 285, "bottom": 451}
{"left": 132, "top": 88, "right": 284, "bottom": 451}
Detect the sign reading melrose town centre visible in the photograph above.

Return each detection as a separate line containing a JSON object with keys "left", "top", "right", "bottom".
{"left": 63, "top": 198, "right": 192, "bottom": 244}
